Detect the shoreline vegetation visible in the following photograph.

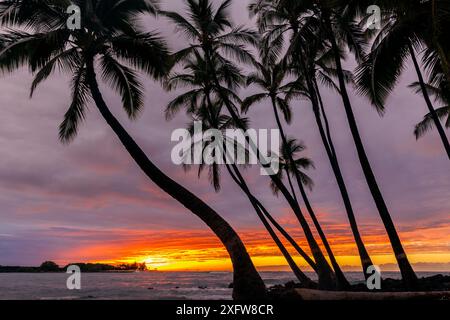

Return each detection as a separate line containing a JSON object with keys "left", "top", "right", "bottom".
{"left": 0, "top": 261, "right": 151, "bottom": 273}
{"left": 0, "top": 0, "right": 449, "bottom": 300}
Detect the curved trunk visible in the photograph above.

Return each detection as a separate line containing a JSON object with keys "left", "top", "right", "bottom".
{"left": 270, "top": 96, "right": 350, "bottom": 289}
{"left": 85, "top": 60, "right": 266, "bottom": 300}
{"left": 313, "top": 79, "right": 374, "bottom": 278}
{"left": 324, "top": 15, "right": 418, "bottom": 289}
{"left": 408, "top": 43, "right": 450, "bottom": 159}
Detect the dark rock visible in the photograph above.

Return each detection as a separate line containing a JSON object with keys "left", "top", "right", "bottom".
{"left": 284, "top": 281, "right": 302, "bottom": 289}
{"left": 267, "top": 274, "right": 450, "bottom": 299}
{"left": 228, "top": 282, "right": 233, "bottom": 288}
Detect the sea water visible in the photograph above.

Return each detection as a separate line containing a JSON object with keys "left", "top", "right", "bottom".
{"left": 0, "top": 271, "right": 448, "bottom": 300}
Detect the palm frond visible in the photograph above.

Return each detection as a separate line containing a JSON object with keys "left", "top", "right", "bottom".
{"left": 414, "top": 106, "right": 450, "bottom": 139}
{"left": 0, "top": 29, "right": 68, "bottom": 74}
{"left": 30, "top": 47, "right": 79, "bottom": 97}
{"left": 59, "top": 65, "right": 90, "bottom": 143}
{"left": 276, "top": 96, "right": 292, "bottom": 124}
{"left": 110, "top": 32, "right": 170, "bottom": 78}
{"left": 165, "top": 89, "right": 202, "bottom": 120}
{"left": 241, "top": 93, "right": 268, "bottom": 113}
{"left": 100, "top": 53, "right": 144, "bottom": 119}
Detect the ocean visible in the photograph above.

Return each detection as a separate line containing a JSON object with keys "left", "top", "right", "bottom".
{"left": 0, "top": 271, "right": 448, "bottom": 300}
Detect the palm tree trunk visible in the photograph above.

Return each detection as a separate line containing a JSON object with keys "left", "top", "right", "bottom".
{"left": 204, "top": 93, "right": 317, "bottom": 273}
{"left": 270, "top": 96, "right": 350, "bottom": 289}
{"left": 205, "top": 93, "right": 315, "bottom": 284}
{"left": 249, "top": 194, "right": 318, "bottom": 273}
{"left": 224, "top": 160, "right": 315, "bottom": 286}
{"left": 291, "top": 22, "right": 372, "bottom": 280}
{"left": 323, "top": 15, "right": 418, "bottom": 289}
{"left": 285, "top": 166, "right": 299, "bottom": 202}
{"left": 313, "top": 78, "right": 374, "bottom": 278}
{"left": 85, "top": 60, "right": 266, "bottom": 300}
{"left": 314, "top": 79, "right": 335, "bottom": 157}
{"left": 208, "top": 67, "right": 336, "bottom": 289}
{"left": 408, "top": 42, "right": 450, "bottom": 159}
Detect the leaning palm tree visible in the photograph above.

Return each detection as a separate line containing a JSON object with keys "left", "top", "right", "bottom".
{"left": 250, "top": 0, "right": 375, "bottom": 281}
{"left": 300, "top": 42, "right": 377, "bottom": 280}
{"left": 291, "top": 0, "right": 419, "bottom": 288}
{"left": 243, "top": 60, "right": 350, "bottom": 288}
{"left": 250, "top": 0, "right": 417, "bottom": 288}
{"left": 176, "top": 98, "right": 316, "bottom": 286}
{"left": 0, "top": 0, "right": 266, "bottom": 299}
{"left": 163, "top": 0, "right": 336, "bottom": 288}
{"left": 164, "top": 51, "right": 318, "bottom": 283}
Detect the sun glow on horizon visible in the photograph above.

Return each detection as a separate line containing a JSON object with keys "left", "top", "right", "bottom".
{"left": 54, "top": 223, "right": 450, "bottom": 273}
{"left": 94, "top": 252, "right": 450, "bottom": 273}
{"left": 143, "top": 256, "right": 171, "bottom": 269}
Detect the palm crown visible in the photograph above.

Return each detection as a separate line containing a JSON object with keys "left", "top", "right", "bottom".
{"left": 0, "top": 0, "right": 169, "bottom": 142}
{"left": 163, "top": 0, "right": 259, "bottom": 92}
{"left": 270, "top": 138, "right": 314, "bottom": 194}
{"left": 242, "top": 60, "right": 296, "bottom": 124}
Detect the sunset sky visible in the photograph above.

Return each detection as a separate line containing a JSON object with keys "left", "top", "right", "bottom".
{"left": 0, "top": 0, "right": 449, "bottom": 273}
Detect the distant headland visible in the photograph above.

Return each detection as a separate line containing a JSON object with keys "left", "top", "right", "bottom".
{"left": 0, "top": 261, "right": 153, "bottom": 273}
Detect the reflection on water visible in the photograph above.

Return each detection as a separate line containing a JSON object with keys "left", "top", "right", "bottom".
{"left": 0, "top": 271, "right": 448, "bottom": 300}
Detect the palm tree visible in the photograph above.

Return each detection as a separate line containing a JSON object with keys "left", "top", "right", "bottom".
{"left": 164, "top": 52, "right": 318, "bottom": 273}
{"left": 164, "top": 51, "right": 318, "bottom": 283}
{"left": 249, "top": 0, "right": 375, "bottom": 281}
{"left": 250, "top": 0, "right": 417, "bottom": 288}
{"left": 355, "top": 0, "right": 450, "bottom": 159}
{"left": 0, "top": 0, "right": 266, "bottom": 299}
{"left": 310, "top": 0, "right": 419, "bottom": 288}
{"left": 299, "top": 43, "right": 377, "bottom": 279}
{"left": 242, "top": 60, "right": 350, "bottom": 288}
{"left": 163, "top": 0, "right": 336, "bottom": 288}
{"left": 270, "top": 139, "right": 313, "bottom": 202}
{"left": 172, "top": 96, "right": 316, "bottom": 286}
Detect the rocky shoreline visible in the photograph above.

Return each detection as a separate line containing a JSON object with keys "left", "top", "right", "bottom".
{"left": 268, "top": 274, "right": 450, "bottom": 300}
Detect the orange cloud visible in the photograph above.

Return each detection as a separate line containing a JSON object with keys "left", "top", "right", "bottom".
{"left": 48, "top": 220, "right": 450, "bottom": 272}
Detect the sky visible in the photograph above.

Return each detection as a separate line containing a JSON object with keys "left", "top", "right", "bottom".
{"left": 0, "top": 0, "right": 449, "bottom": 273}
